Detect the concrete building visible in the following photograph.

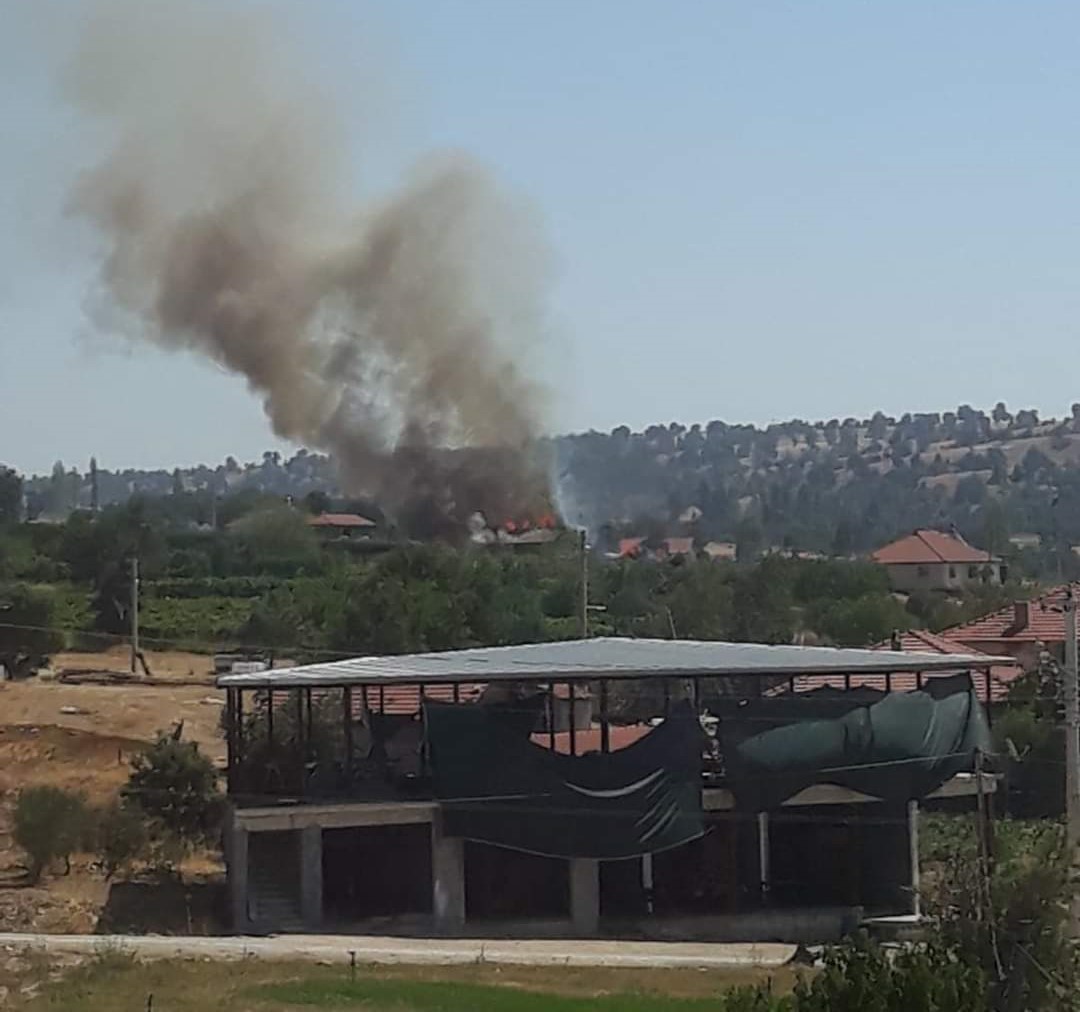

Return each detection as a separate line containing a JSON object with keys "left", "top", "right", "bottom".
{"left": 871, "top": 528, "right": 1004, "bottom": 591}
{"left": 218, "top": 638, "right": 1002, "bottom": 942}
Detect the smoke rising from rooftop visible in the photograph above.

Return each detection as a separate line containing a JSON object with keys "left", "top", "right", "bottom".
{"left": 64, "top": 0, "right": 552, "bottom": 533}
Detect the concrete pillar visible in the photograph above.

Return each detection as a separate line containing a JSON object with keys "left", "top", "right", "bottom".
{"left": 642, "top": 852, "right": 654, "bottom": 915}
{"left": 757, "top": 812, "right": 771, "bottom": 905}
{"left": 907, "top": 800, "right": 921, "bottom": 917}
{"left": 431, "top": 818, "right": 466, "bottom": 933}
{"left": 299, "top": 825, "right": 323, "bottom": 930}
{"left": 227, "top": 818, "right": 249, "bottom": 932}
{"left": 570, "top": 857, "right": 600, "bottom": 935}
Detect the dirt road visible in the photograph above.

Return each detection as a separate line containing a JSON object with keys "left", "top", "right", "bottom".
{"left": 0, "top": 932, "right": 796, "bottom": 969}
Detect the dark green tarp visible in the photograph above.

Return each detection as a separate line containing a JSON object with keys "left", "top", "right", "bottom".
{"left": 424, "top": 700, "right": 706, "bottom": 860}
{"left": 725, "top": 673, "right": 992, "bottom": 809}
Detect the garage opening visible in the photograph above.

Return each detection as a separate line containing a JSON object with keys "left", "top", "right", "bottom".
{"left": 322, "top": 824, "right": 432, "bottom": 923}
{"left": 464, "top": 841, "right": 568, "bottom": 920}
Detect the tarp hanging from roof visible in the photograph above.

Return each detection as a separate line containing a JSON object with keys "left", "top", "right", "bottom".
{"left": 424, "top": 699, "right": 705, "bottom": 860}
{"left": 725, "top": 673, "right": 992, "bottom": 809}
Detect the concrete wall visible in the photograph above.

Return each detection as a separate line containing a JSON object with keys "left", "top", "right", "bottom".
{"left": 228, "top": 791, "right": 921, "bottom": 940}
{"left": 884, "top": 561, "right": 1002, "bottom": 592}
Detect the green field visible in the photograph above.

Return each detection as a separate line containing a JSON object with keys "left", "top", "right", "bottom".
{"left": 13, "top": 954, "right": 796, "bottom": 1011}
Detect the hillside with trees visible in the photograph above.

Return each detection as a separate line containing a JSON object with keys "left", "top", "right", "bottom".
{"left": 12, "top": 401, "right": 1080, "bottom": 580}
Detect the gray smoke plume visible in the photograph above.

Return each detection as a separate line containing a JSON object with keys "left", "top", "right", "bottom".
{"left": 64, "top": 0, "right": 552, "bottom": 534}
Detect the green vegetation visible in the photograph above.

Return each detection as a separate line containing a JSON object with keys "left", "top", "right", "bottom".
{"left": 0, "top": 582, "right": 65, "bottom": 677}
{"left": 257, "top": 977, "right": 732, "bottom": 1010}
{"left": 0, "top": 481, "right": 1047, "bottom": 677}
{"left": 13, "top": 786, "right": 91, "bottom": 883}
{"left": 920, "top": 813, "right": 1079, "bottom": 1009}
{"left": 15, "top": 958, "right": 799, "bottom": 1012}
{"left": 122, "top": 733, "right": 223, "bottom": 846}
{"left": 93, "top": 800, "right": 150, "bottom": 880}
{"left": 13, "top": 737, "right": 222, "bottom": 883}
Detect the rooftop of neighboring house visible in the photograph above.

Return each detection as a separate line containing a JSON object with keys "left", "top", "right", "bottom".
{"left": 777, "top": 627, "right": 1023, "bottom": 703}
{"left": 941, "top": 583, "right": 1080, "bottom": 645}
{"left": 703, "top": 541, "right": 737, "bottom": 560}
{"left": 307, "top": 512, "right": 376, "bottom": 529}
{"left": 530, "top": 724, "right": 652, "bottom": 755}
{"left": 871, "top": 528, "right": 995, "bottom": 566}
{"left": 618, "top": 537, "right": 646, "bottom": 558}
{"left": 662, "top": 537, "right": 695, "bottom": 556}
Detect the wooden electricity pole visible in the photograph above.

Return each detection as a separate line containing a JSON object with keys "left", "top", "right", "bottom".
{"left": 130, "top": 556, "right": 140, "bottom": 676}
{"left": 1065, "top": 592, "right": 1080, "bottom": 849}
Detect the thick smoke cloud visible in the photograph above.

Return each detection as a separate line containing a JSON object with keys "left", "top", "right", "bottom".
{"left": 64, "top": 0, "right": 551, "bottom": 534}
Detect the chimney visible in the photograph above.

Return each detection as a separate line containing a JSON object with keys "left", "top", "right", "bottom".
{"left": 1005, "top": 600, "right": 1030, "bottom": 636}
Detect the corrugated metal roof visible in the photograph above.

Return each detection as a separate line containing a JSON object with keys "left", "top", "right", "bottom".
{"left": 217, "top": 636, "right": 1008, "bottom": 688}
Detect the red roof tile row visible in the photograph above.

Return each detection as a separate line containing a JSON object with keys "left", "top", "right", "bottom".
{"left": 770, "top": 627, "right": 1023, "bottom": 703}
{"left": 530, "top": 724, "right": 653, "bottom": 755}
{"left": 941, "top": 583, "right": 1080, "bottom": 646}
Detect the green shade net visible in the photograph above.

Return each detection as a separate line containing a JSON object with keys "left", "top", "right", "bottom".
{"left": 725, "top": 673, "right": 992, "bottom": 810}
{"left": 424, "top": 699, "right": 706, "bottom": 860}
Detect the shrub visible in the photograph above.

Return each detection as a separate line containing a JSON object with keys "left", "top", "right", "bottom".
{"left": 122, "top": 734, "right": 223, "bottom": 845}
{"left": 0, "top": 582, "right": 65, "bottom": 678}
{"left": 13, "top": 786, "right": 90, "bottom": 883}
{"left": 94, "top": 801, "right": 150, "bottom": 880}
{"left": 792, "top": 937, "right": 986, "bottom": 1011}
{"left": 922, "top": 814, "right": 1079, "bottom": 1010}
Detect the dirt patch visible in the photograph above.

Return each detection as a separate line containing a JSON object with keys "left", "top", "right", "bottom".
{"left": 50, "top": 646, "right": 217, "bottom": 684}
{"left": 0, "top": 725, "right": 143, "bottom": 802}
{"left": 0, "top": 682, "right": 226, "bottom": 935}
{"left": 0, "top": 682, "right": 225, "bottom": 759}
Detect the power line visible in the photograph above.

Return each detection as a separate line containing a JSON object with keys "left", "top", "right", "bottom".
{"left": 0, "top": 620, "right": 357, "bottom": 661}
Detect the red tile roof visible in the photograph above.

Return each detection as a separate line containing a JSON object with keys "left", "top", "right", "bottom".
{"left": 308, "top": 512, "right": 376, "bottom": 528}
{"left": 663, "top": 537, "right": 695, "bottom": 556}
{"left": 619, "top": 537, "right": 646, "bottom": 558}
{"left": 345, "top": 682, "right": 485, "bottom": 716}
{"left": 771, "top": 627, "right": 1023, "bottom": 703}
{"left": 941, "top": 583, "right": 1080, "bottom": 646}
{"left": 530, "top": 724, "right": 652, "bottom": 754}
{"left": 871, "top": 529, "right": 992, "bottom": 566}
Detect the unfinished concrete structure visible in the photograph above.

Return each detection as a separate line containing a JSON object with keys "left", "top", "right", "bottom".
{"left": 219, "top": 638, "right": 1002, "bottom": 941}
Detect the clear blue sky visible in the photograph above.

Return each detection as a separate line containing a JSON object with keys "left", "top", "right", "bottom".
{"left": 3, "top": 0, "right": 1080, "bottom": 474}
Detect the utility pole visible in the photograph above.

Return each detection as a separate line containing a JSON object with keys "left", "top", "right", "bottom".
{"left": 130, "top": 556, "right": 140, "bottom": 676}
{"left": 579, "top": 528, "right": 589, "bottom": 639}
{"left": 1065, "top": 591, "right": 1080, "bottom": 849}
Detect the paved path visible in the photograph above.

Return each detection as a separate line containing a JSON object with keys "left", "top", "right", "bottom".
{"left": 0, "top": 932, "right": 796, "bottom": 970}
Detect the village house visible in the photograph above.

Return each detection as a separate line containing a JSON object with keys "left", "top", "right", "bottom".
{"left": 703, "top": 541, "right": 737, "bottom": 562}
{"left": 871, "top": 528, "right": 1004, "bottom": 591}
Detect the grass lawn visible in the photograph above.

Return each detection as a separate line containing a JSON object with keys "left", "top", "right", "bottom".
{"left": 15, "top": 953, "right": 799, "bottom": 1010}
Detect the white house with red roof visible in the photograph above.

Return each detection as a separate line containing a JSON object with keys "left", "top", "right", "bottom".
{"left": 871, "top": 528, "right": 1003, "bottom": 592}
